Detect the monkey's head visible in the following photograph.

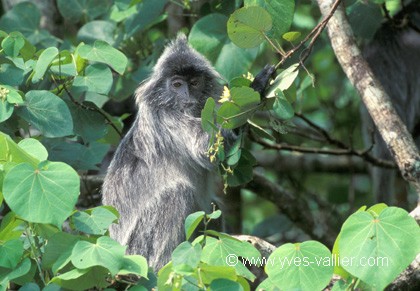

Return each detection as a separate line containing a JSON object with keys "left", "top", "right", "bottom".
{"left": 137, "top": 34, "right": 222, "bottom": 117}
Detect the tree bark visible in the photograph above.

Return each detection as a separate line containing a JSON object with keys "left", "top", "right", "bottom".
{"left": 316, "top": 0, "right": 420, "bottom": 203}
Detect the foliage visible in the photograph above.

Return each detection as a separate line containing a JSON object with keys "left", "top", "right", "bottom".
{"left": 0, "top": 0, "right": 419, "bottom": 290}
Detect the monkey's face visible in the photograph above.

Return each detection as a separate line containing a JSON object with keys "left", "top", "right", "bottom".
{"left": 167, "top": 74, "right": 207, "bottom": 116}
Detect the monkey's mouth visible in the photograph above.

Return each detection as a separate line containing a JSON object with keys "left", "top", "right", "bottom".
{"left": 179, "top": 101, "right": 203, "bottom": 117}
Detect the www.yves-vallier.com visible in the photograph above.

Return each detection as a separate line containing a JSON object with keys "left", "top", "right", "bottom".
{"left": 225, "top": 254, "right": 389, "bottom": 268}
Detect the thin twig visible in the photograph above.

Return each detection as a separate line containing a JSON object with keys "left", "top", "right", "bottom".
{"left": 274, "top": 0, "right": 343, "bottom": 70}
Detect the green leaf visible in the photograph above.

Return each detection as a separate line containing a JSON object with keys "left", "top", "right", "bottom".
{"left": 0, "top": 257, "right": 31, "bottom": 283}
{"left": 3, "top": 161, "right": 80, "bottom": 226}
{"left": 0, "top": 2, "right": 40, "bottom": 38}
{"left": 73, "top": 64, "right": 113, "bottom": 95}
{"left": 272, "top": 91, "right": 294, "bottom": 120}
{"left": 57, "top": 0, "right": 112, "bottom": 23}
{"left": 50, "top": 266, "right": 110, "bottom": 291}
{"left": 3, "top": 85, "right": 24, "bottom": 104}
{"left": 207, "top": 210, "right": 222, "bottom": 220}
{"left": 201, "top": 97, "right": 217, "bottom": 133}
{"left": 230, "top": 87, "right": 260, "bottom": 109}
{"left": 367, "top": 203, "right": 388, "bottom": 216}
{"left": 18, "top": 283, "right": 40, "bottom": 291}
{"left": 124, "top": 0, "right": 168, "bottom": 37}
{"left": 217, "top": 102, "right": 250, "bottom": 129}
{"left": 17, "top": 90, "right": 73, "bottom": 138}
{"left": 189, "top": 13, "right": 259, "bottom": 80}
{"left": 266, "top": 241, "right": 333, "bottom": 291}
{"left": 50, "top": 50, "right": 77, "bottom": 77}
{"left": 227, "top": 149, "right": 256, "bottom": 186}
{"left": 32, "top": 47, "right": 59, "bottom": 83}
{"left": 77, "top": 20, "right": 116, "bottom": 45}
{"left": 339, "top": 207, "right": 420, "bottom": 290}
{"left": 171, "top": 242, "right": 202, "bottom": 273}
{"left": 43, "top": 140, "right": 110, "bottom": 171}
{"left": 244, "top": 0, "right": 295, "bottom": 40}
{"left": 267, "top": 63, "right": 299, "bottom": 97}
{"left": 118, "top": 255, "right": 148, "bottom": 277}
{"left": 210, "top": 278, "right": 244, "bottom": 291}
{"left": 18, "top": 138, "right": 48, "bottom": 161}
{"left": 229, "top": 77, "right": 252, "bottom": 88}
{"left": 0, "top": 97, "right": 13, "bottom": 123}
{"left": 0, "top": 212, "right": 24, "bottom": 242}
{"left": 283, "top": 31, "right": 301, "bottom": 42}
{"left": 0, "top": 239, "right": 24, "bottom": 269}
{"left": 227, "top": 6, "right": 272, "bottom": 48}
{"left": 201, "top": 236, "right": 260, "bottom": 281}
{"left": 248, "top": 119, "right": 275, "bottom": 141}
{"left": 1, "top": 32, "right": 25, "bottom": 57}
{"left": 184, "top": 211, "right": 205, "bottom": 240}
{"left": 71, "top": 236, "right": 126, "bottom": 275}
{"left": 71, "top": 207, "right": 118, "bottom": 235}
{"left": 226, "top": 137, "right": 242, "bottom": 166}
{"left": 197, "top": 262, "right": 238, "bottom": 285}
{"left": 0, "top": 132, "right": 40, "bottom": 168}
{"left": 68, "top": 102, "right": 108, "bottom": 144}
{"left": 78, "top": 40, "right": 128, "bottom": 75}
{"left": 0, "top": 63, "right": 25, "bottom": 86}
{"left": 42, "top": 232, "right": 80, "bottom": 274}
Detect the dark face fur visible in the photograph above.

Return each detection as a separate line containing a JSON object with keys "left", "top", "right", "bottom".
{"left": 138, "top": 34, "right": 221, "bottom": 118}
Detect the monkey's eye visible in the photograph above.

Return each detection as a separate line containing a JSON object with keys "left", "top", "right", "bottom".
{"left": 172, "top": 81, "right": 182, "bottom": 88}
{"left": 190, "top": 79, "right": 200, "bottom": 87}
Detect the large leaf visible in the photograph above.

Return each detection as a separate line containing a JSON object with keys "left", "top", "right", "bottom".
{"left": 189, "top": 13, "right": 258, "bottom": 80}
{"left": 42, "top": 232, "right": 80, "bottom": 274}
{"left": 3, "top": 161, "right": 80, "bottom": 226}
{"left": 18, "top": 138, "right": 48, "bottom": 161}
{"left": 124, "top": 0, "right": 168, "bottom": 37}
{"left": 17, "top": 90, "right": 73, "bottom": 137}
{"left": 71, "top": 206, "right": 118, "bottom": 235}
{"left": 184, "top": 211, "right": 205, "bottom": 240}
{"left": 171, "top": 242, "right": 202, "bottom": 273}
{"left": 43, "top": 140, "right": 110, "bottom": 171}
{"left": 0, "top": 97, "right": 13, "bottom": 123}
{"left": 0, "top": 132, "right": 39, "bottom": 167}
{"left": 1, "top": 32, "right": 25, "bottom": 57}
{"left": 339, "top": 207, "right": 420, "bottom": 290}
{"left": 78, "top": 40, "right": 128, "bottom": 75}
{"left": 50, "top": 266, "right": 110, "bottom": 291}
{"left": 57, "top": 0, "right": 112, "bottom": 23}
{"left": 0, "top": 239, "right": 24, "bottom": 269}
{"left": 201, "top": 236, "right": 260, "bottom": 281}
{"left": 230, "top": 87, "right": 260, "bottom": 109}
{"left": 118, "top": 255, "right": 148, "bottom": 277}
{"left": 32, "top": 47, "right": 59, "bottom": 83}
{"left": 0, "top": 63, "right": 25, "bottom": 86}
{"left": 77, "top": 20, "right": 116, "bottom": 45}
{"left": 266, "top": 241, "right": 333, "bottom": 291}
{"left": 245, "top": 0, "right": 295, "bottom": 40}
{"left": 71, "top": 236, "right": 126, "bottom": 275}
{"left": 73, "top": 64, "right": 113, "bottom": 95}
{"left": 227, "top": 6, "right": 272, "bottom": 48}
{"left": 0, "top": 2, "right": 40, "bottom": 37}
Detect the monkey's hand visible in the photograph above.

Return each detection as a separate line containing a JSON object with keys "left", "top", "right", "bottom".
{"left": 250, "top": 64, "right": 276, "bottom": 98}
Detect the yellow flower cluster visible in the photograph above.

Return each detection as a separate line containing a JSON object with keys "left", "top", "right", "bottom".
{"left": 207, "top": 130, "right": 224, "bottom": 163}
{"left": 218, "top": 86, "right": 231, "bottom": 103}
{"left": 0, "top": 86, "right": 10, "bottom": 100}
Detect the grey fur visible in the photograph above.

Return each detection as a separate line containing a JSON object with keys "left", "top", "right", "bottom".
{"left": 102, "top": 35, "right": 222, "bottom": 270}
{"left": 362, "top": 3, "right": 420, "bottom": 204}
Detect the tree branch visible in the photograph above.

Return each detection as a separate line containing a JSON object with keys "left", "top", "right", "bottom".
{"left": 316, "top": 0, "right": 420, "bottom": 196}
